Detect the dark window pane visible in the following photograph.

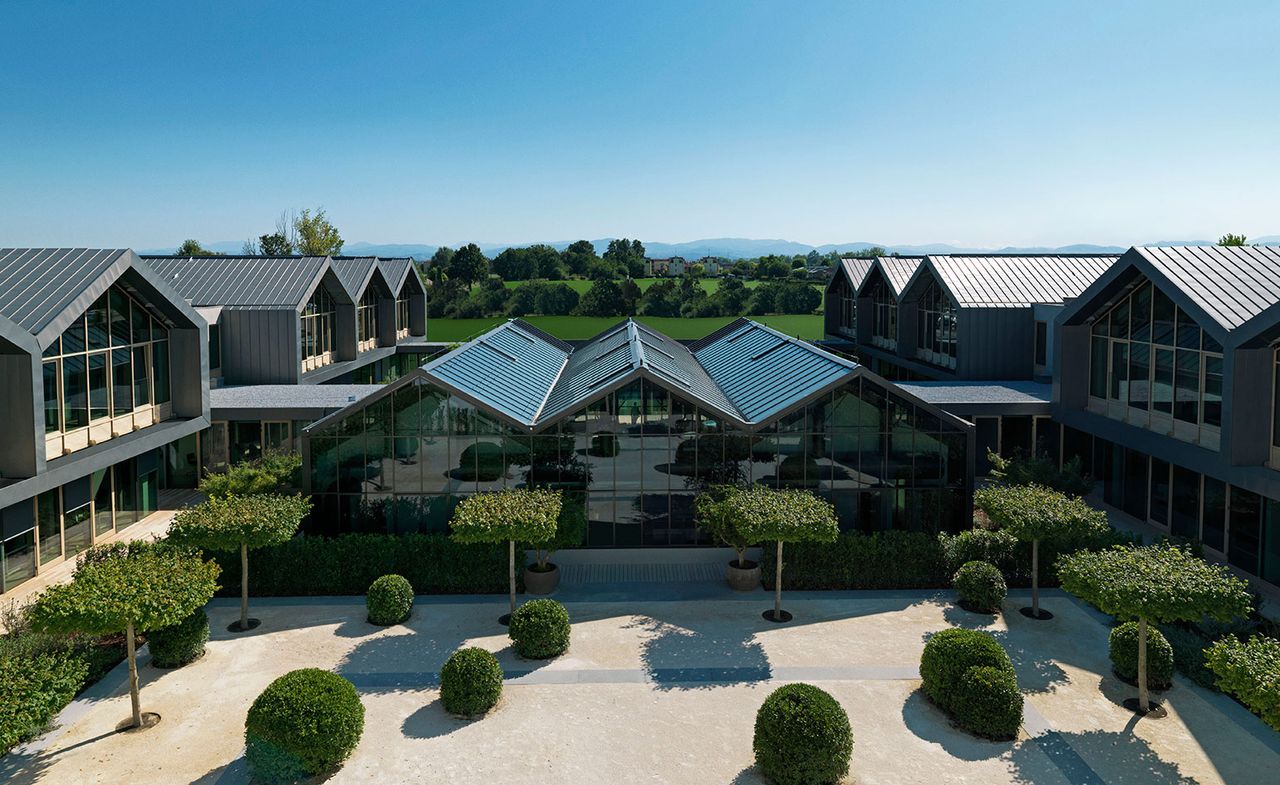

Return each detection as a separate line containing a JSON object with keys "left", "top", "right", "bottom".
{"left": 1034, "top": 321, "right": 1047, "bottom": 365}
{"left": 1109, "top": 342, "right": 1128, "bottom": 401}
{"left": 1130, "top": 283, "right": 1151, "bottom": 343}
{"left": 43, "top": 360, "right": 60, "bottom": 432}
{"left": 1128, "top": 343, "right": 1150, "bottom": 411}
{"left": 1152, "top": 288, "right": 1175, "bottom": 345}
{"left": 1202, "top": 477, "right": 1226, "bottom": 551}
{"left": 153, "top": 342, "right": 170, "bottom": 405}
{"left": 1170, "top": 467, "right": 1199, "bottom": 539}
{"left": 62, "top": 355, "right": 88, "bottom": 429}
{"left": 89, "top": 353, "right": 109, "bottom": 420}
{"left": 111, "top": 348, "right": 133, "bottom": 415}
{"left": 1153, "top": 348, "right": 1173, "bottom": 415}
{"left": 1203, "top": 354, "right": 1222, "bottom": 428}
{"left": 87, "top": 294, "right": 109, "bottom": 350}
{"left": 1176, "top": 307, "right": 1200, "bottom": 350}
{"left": 1090, "top": 337, "right": 1108, "bottom": 398}
{"left": 133, "top": 346, "right": 151, "bottom": 407}
{"left": 110, "top": 289, "right": 131, "bottom": 345}
{"left": 1112, "top": 298, "right": 1130, "bottom": 339}
{"left": 2, "top": 530, "right": 36, "bottom": 592}
{"left": 1150, "top": 458, "right": 1169, "bottom": 526}
{"left": 1174, "top": 350, "right": 1200, "bottom": 424}
{"left": 1228, "top": 487, "right": 1261, "bottom": 574}
{"left": 37, "top": 490, "right": 61, "bottom": 565}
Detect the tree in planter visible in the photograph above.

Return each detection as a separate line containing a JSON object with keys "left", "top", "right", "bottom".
{"left": 527, "top": 493, "right": 587, "bottom": 573}
{"left": 974, "top": 484, "right": 1110, "bottom": 620}
{"left": 450, "top": 489, "right": 560, "bottom": 623}
{"left": 168, "top": 494, "right": 311, "bottom": 632}
{"left": 27, "top": 542, "right": 219, "bottom": 730}
{"left": 1058, "top": 544, "right": 1252, "bottom": 716}
{"left": 694, "top": 486, "right": 757, "bottom": 568}
{"left": 731, "top": 487, "right": 838, "bottom": 622}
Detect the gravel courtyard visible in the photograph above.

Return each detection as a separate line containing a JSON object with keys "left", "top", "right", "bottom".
{"left": 4, "top": 588, "right": 1277, "bottom": 785}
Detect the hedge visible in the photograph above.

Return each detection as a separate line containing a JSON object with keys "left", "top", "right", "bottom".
{"left": 148, "top": 608, "right": 210, "bottom": 668}
{"left": 212, "top": 533, "right": 516, "bottom": 596}
{"left": 1205, "top": 635, "right": 1280, "bottom": 731}
{"left": 0, "top": 653, "right": 88, "bottom": 754}
{"left": 753, "top": 683, "right": 853, "bottom": 785}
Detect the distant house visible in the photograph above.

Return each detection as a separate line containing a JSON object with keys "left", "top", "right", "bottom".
{"left": 645, "top": 257, "right": 686, "bottom": 277}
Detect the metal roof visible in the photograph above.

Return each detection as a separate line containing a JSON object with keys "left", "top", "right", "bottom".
{"left": 374, "top": 257, "right": 417, "bottom": 295}
{"left": 1134, "top": 245, "right": 1280, "bottom": 331}
{"left": 0, "top": 248, "right": 127, "bottom": 334}
{"left": 328, "top": 257, "right": 379, "bottom": 299}
{"left": 837, "top": 257, "right": 876, "bottom": 291}
{"left": 921, "top": 254, "right": 1118, "bottom": 308}
{"left": 874, "top": 256, "right": 924, "bottom": 297}
{"left": 142, "top": 255, "right": 330, "bottom": 307}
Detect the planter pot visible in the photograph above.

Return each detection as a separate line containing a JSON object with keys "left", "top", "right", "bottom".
{"left": 524, "top": 564, "right": 560, "bottom": 595}
{"left": 725, "top": 560, "right": 761, "bottom": 592}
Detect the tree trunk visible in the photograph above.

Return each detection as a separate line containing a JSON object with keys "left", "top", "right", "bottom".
{"left": 126, "top": 620, "right": 142, "bottom": 728}
{"left": 1031, "top": 538, "right": 1040, "bottom": 617}
{"left": 240, "top": 543, "right": 250, "bottom": 631}
{"left": 774, "top": 541, "right": 784, "bottom": 620}
{"left": 508, "top": 539, "right": 516, "bottom": 616}
{"left": 1138, "top": 617, "right": 1149, "bottom": 713}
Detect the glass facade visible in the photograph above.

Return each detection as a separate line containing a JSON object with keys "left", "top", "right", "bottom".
{"left": 869, "top": 277, "right": 897, "bottom": 347}
{"left": 396, "top": 285, "right": 412, "bottom": 338}
{"left": 306, "top": 376, "right": 970, "bottom": 544}
{"left": 301, "top": 286, "right": 337, "bottom": 370}
{"left": 357, "top": 289, "right": 379, "bottom": 349}
{"left": 916, "top": 278, "right": 957, "bottom": 369}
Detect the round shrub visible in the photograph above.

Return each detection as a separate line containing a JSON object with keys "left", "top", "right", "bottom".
{"left": 244, "top": 668, "right": 364, "bottom": 783}
{"left": 952, "top": 665, "right": 1023, "bottom": 740}
{"left": 439, "top": 647, "right": 503, "bottom": 717}
{"left": 940, "top": 528, "right": 1019, "bottom": 576}
{"left": 920, "top": 628, "right": 1015, "bottom": 715}
{"left": 752, "top": 683, "right": 853, "bottom": 785}
{"left": 366, "top": 574, "right": 414, "bottom": 625}
{"left": 508, "top": 599, "right": 570, "bottom": 659}
{"left": 148, "top": 607, "right": 209, "bottom": 668}
{"left": 953, "top": 560, "right": 1007, "bottom": 613}
{"left": 1109, "top": 622, "right": 1174, "bottom": 690}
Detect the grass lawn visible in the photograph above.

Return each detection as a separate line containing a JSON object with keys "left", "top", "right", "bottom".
{"left": 500, "top": 277, "right": 822, "bottom": 296}
{"left": 427, "top": 313, "right": 824, "bottom": 342}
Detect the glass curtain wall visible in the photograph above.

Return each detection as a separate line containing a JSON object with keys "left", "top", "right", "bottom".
{"left": 357, "top": 290, "right": 379, "bottom": 349}
{"left": 301, "top": 286, "right": 336, "bottom": 369}
{"left": 916, "top": 278, "right": 957, "bottom": 369}
{"left": 869, "top": 278, "right": 898, "bottom": 347}
{"left": 396, "top": 286, "right": 412, "bottom": 338}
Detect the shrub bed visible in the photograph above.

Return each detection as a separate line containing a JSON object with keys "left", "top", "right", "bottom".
{"left": 148, "top": 608, "right": 209, "bottom": 668}
{"left": 366, "top": 574, "right": 414, "bottom": 625}
{"left": 1205, "top": 635, "right": 1280, "bottom": 731}
{"left": 1109, "top": 622, "right": 1173, "bottom": 690}
{"left": 953, "top": 561, "right": 1007, "bottom": 613}
{"left": 940, "top": 529, "right": 1019, "bottom": 576}
{"left": 0, "top": 653, "right": 88, "bottom": 754}
{"left": 440, "top": 647, "right": 504, "bottom": 717}
{"left": 920, "top": 628, "right": 1022, "bottom": 739}
{"left": 509, "top": 599, "right": 571, "bottom": 659}
{"left": 752, "top": 683, "right": 853, "bottom": 785}
{"left": 213, "top": 533, "right": 514, "bottom": 596}
{"left": 245, "top": 668, "right": 365, "bottom": 783}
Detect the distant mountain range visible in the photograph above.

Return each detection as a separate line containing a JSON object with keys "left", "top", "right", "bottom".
{"left": 145, "top": 236, "right": 1280, "bottom": 261}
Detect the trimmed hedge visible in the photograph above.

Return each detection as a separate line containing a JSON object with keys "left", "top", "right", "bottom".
{"left": 1205, "top": 635, "right": 1280, "bottom": 731}
{"left": 921, "top": 628, "right": 1021, "bottom": 739}
{"left": 1109, "top": 622, "right": 1173, "bottom": 690}
{"left": 941, "top": 529, "right": 1019, "bottom": 576}
{"left": 953, "top": 665, "right": 1023, "bottom": 741}
{"left": 953, "top": 561, "right": 1007, "bottom": 613}
{"left": 213, "top": 533, "right": 515, "bottom": 596}
{"left": 509, "top": 599, "right": 571, "bottom": 659}
{"left": 148, "top": 608, "right": 209, "bottom": 668}
{"left": 753, "top": 683, "right": 853, "bottom": 785}
{"left": 245, "top": 669, "right": 365, "bottom": 783}
{"left": 0, "top": 653, "right": 88, "bottom": 754}
{"left": 366, "top": 574, "right": 414, "bottom": 625}
{"left": 440, "top": 647, "right": 504, "bottom": 717}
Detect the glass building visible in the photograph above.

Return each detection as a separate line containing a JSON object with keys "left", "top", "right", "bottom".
{"left": 303, "top": 319, "right": 974, "bottom": 544}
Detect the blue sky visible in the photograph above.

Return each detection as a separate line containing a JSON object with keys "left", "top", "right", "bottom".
{"left": 1, "top": 1, "right": 1278, "bottom": 249}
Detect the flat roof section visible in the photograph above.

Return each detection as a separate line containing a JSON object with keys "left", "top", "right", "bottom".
{"left": 896, "top": 380, "right": 1051, "bottom": 417}
{"left": 210, "top": 384, "right": 384, "bottom": 421}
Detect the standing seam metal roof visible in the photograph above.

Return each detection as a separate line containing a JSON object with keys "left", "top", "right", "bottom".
{"left": 375, "top": 257, "right": 417, "bottom": 295}
{"left": 329, "top": 257, "right": 380, "bottom": 299}
{"left": 142, "top": 255, "right": 330, "bottom": 307}
{"left": 1135, "top": 245, "right": 1280, "bottom": 331}
{"left": 873, "top": 256, "right": 924, "bottom": 297}
{"left": 0, "top": 248, "right": 128, "bottom": 333}
{"left": 837, "top": 257, "right": 876, "bottom": 292}
{"left": 923, "top": 254, "right": 1118, "bottom": 307}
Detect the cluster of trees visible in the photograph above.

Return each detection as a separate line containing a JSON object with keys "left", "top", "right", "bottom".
{"left": 174, "top": 208, "right": 345, "bottom": 257}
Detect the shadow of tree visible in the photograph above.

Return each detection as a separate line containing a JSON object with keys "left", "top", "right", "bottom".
{"left": 624, "top": 615, "right": 771, "bottom": 691}
{"left": 1006, "top": 728, "right": 1202, "bottom": 785}
{"left": 900, "top": 687, "right": 1011, "bottom": 761}
{"left": 188, "top": 754, "right": 249, "bottom": 785}
{"left": 401, "top": 698, "right": 480, "bottom": 740}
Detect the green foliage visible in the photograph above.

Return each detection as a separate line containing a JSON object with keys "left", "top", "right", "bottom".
{"left": 1058, "top": 544, "right": 1253, "bottom": 625}
{"left": 1217, "top": 233, "right": 1248, "bottom": 247}
{"left": 762, "top": 531, "right": 948, "bottom": 590}
{"left": 168, "top": 493, "right": 311, "bottom": 552}
{"left": 148, "top": 608, "right": 209, "bottom": 668}
{"left": 440, "top": 647, "right": 504, "bottom": 717}
{"left": 1109, "top": 622, "right": 1173, "bottom": 689}
{"left": 695, "top": 486, "right": 760, "bottom": 566}
{"left": 974, "top": 484, "right": 1110, "bottom": 544}
{"left": 920, "top": 628, "right": 1017, "bottom": 717}
{"left": 988, "top": 449, "right": 1092, "bottom": 497}
{"left": 953, "top": 561, "right": 1007, "bottom": 613}
{"left": 450, "top": 488, "right": 561, "bottom": 547}
{"left": 1159, "top": 624, "right": 1217, "bottom": 688}
{"left": 175, "top": 239, "right": 222, "bottom": 256}
{"left": 752, "top": 683, "right": 853, "bottom": 785}
{"left": 531, "top": 494, "right": 587, "bottom": 569}
{"left": 940, "top": 529, "right": 1019, "bottom": 576}
{"left": 199, "top": 452, "right": 301, "bottom": 498}
{"left": 0, "top": 653, "right": 88, "bottom": 754}
{"left": 952, "top": 665, "right": 1023, "bottom": 740}
{"left": 446, "top": 243, "right": 489, "bottom": 286}
{"left": 723, "top": 486, "right": 838, "bottom": 546}
{"left": 1206, "top": 635, "right": 1280, "bottom": 730}
{"left": 576, "top": 279, "right": 627, "bottom": 316}
{"left": 211, "top": 533, "right": 515, "bottom": 596}
{"left": 244, "top": 669, "right": 365, "bottom": 783}
{"left": 28, "top": 543, "right": 220, "bottom": 637}
{"left": 508, "top": 599, "right": 570, "bottom": 659}
{"left": 365, "top": 574, "right": 414, "bottom": 625}
{"left": 292, "top": 207, "right": 343, "bottom": 256}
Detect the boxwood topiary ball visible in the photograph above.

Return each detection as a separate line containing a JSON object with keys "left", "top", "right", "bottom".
{"left": 149, "top": 607, "right": 209, "bottom": 668}
{"left": 952, "top": 665, "right": 1023, "bottom": 740}
{"left": 953, "top": 560, "right": 1007, "bottom": 614}
{"left": 366, "top": 574, "right": 414, "bottom": 626}
{"left": 244, "top": 668, "right": 364, "bottom": 783}
{"left": 920, "top": 628, "right": 1015, "bottom": 715}
{"left": 508, "top": 599, "right": 571, "bottom": 659}
{"left": 1109, "top": 621, "right": 1174, "bottom": 690}
{"left": 439, "top": 647, "right": 503, "bottom": 718}
{"left": 753, "top": 683, "right": 853, "bottom": 785}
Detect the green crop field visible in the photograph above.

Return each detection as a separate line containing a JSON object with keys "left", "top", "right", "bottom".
{"left": 427, "top": 314, "right": 824, "bottom": 343}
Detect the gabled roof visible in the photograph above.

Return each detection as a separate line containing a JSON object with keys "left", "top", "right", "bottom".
{"left": 0, "top": 248, "right": 128, "bottom": 334}
{"left": 1133, "top": 245, "right": 1280, "bottom": 332}
{"left": 915, "top": 254, "right": 1118, "bottom": 308}
{"left": 857, "top": 256, "right": 923, "bottom": 298}
{"left": 829, "top": 257, "right": 876, "bottom": 295}
{"left": 142, "top": 255, "right": 332, "bottom": 308}
{"left": 375, "top": 257, "right": 420, "bottom": 295}
{"left": 329, "top": 256, "right": 395, "bottom": 301}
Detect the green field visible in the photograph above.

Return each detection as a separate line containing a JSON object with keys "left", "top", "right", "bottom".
{"left": 427, "top": 314, "right": 824, "bottom": 342}
{"left": 500, "top": 277, "right": 821, "bottom": 295}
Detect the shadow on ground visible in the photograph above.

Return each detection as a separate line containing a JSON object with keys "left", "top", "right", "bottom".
{"left": 900, "top": 688, "right": 1011, "bottom": 762}
{"left": 1005, "top": 728, "right": 1202, "bottom": 785}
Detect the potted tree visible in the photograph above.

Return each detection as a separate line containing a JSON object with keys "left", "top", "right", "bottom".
{"left": 732, "top": 487, "right": 838, "bottom": 622}
{"left": 28, "top": 542, "right": 219, "bottom": 730}
{"left": 1059, "top": 544, "right": 1252, "bottom": 716}
{"left": 524, "top": 493, "right": 587, "bottom": 594}
{"left": 451, "top": 488, "right": 561, "bottom": 624}
{"left": 695, "top": 486, "right": 761, "bottom": 591}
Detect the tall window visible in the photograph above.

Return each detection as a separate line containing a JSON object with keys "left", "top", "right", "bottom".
{"left": 396, "top": 286, "right": 411, "bottom": 338}
{"left": 357, "top": 290, "right": 379, "bottom": 349}
{"left": 208, "top": 323, "right": 221, "bottom": 372}
{"left": 916, "top": 279, "right": 957, "bottom": 369}
{"left": 41, "top": 285, "right": 171, "bottom": 438}
{"left": 1272, "top": 348, "right": 1280, "bottom": 465}
{"left": 1034, "top": 321, "right": 1048, "bottom": 367}
{"left": 301, "top": 286, "right": 336, "bottom": 370}
{"left": 869, "top": 278, "right": 897, "bottom": 347}
{"left": 1088, "top": 278, "right": 1222, "bottom": 442}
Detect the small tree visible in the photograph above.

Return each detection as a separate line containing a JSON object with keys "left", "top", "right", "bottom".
{"left": 730, "top": 487, "right": 838, "bottom": 622}
{"left": 450, "top": 489, "right": 561, "bottom": 623}
{"left": 975, "top": 484, "right": 1110, "bottom": 620}
{"left": 529, "top": 493, "right": 587, "bottom": 571}
{"left": 199, "top": 452, "right": 301, "bottom": 498}
{"left": 27, "top": 543, "right": 220, "bottom": 729}
{"left": 694, "top": 485, "right": 758, "bottom": 568}
{"left": 1059, "top": 544, "right": 1252, "bottom": 715}
{"left": 168, "top": 494, "right": 311, "bottom": 632}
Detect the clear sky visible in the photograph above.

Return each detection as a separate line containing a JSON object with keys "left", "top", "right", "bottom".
{"left": 1, "top": 1, "right": 1277, "bottom": 249}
